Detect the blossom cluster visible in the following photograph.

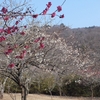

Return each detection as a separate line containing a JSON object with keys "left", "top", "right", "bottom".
{"left": 32, "top": 2, "right": 64, "bottom": 18}
{"left": 0, "top": 1, "right": 65, "bottom": 69}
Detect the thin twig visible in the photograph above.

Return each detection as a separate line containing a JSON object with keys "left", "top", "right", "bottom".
{"left": 61, "top": 0, "right": 67, "bottom": 6}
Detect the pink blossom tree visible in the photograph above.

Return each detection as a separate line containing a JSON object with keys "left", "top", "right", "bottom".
{"left": 0, "top": 0, "right": 68, "bottom": 100}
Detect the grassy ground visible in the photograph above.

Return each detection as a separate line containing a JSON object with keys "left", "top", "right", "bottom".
{"left": 1, "top": 93, "right": 100, "bottom": 100}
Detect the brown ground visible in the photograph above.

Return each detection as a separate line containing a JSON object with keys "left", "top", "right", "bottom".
{"left": 1, "top": 93, "right": 100, "bottom": 100}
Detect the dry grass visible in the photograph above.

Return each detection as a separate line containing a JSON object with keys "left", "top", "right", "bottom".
{"left": 1, "top": 93, "right": 100, "bottom": 100}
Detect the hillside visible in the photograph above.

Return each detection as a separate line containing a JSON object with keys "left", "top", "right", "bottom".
{"left": 47, "top": 25, "right": 100, "bottom": 53}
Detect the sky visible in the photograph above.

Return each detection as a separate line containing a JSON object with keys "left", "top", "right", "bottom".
{"left": 0, "top": 0, "right": 100, "bottom": 28}
{"left": 31, "top": 0, "right": 100, "bottom": 28}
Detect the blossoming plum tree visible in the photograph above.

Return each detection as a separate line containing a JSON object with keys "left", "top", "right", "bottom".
{"left": 0, "top": 0, "right": 67, "bottom": 100}
{"left": 0, "top": 0, "right": 95, "bottom": 99}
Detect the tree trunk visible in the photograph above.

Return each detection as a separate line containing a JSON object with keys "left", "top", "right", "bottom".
{"left": 49, "top": 90, "right": 52, "bottom": 99}
{"left": 59, "top": 87, "right": 62, "bottom": 96}
{"left": 91, "top": 86, "right": 94, "bottom": 100}
{"left": 0, "top": 85, "right": 3, "bottom": 99}
{"left": 0, "top": 77, "right": 8, "bottom": 99}
{"left": 21, "top": 86, "right": 27, "bottom": 100}
{"left": 38, "top": 82, "right": 41, "bottom": 94}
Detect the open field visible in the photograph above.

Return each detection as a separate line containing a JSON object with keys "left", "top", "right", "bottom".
{"left": 1, "top": 93, "right": 100, "bottom": 100}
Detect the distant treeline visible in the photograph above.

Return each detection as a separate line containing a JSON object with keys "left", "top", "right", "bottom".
{"left": 5, "top": 79, "right": 100, "bottom": 97}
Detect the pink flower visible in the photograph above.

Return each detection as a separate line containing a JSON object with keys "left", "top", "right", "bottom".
{"left": 22, "top": 50, "right": 27, "bottom": 54}
{"left": 4, "top": 16, "right": 9, "bottom": 21}
{"left": 32, "top": 14, "right": 38, "bottom": 18}
{"left": 11, "top": 26, "right": 16, "bottom": 32}
{"left": 57, "top": 6, "right": 62, "bottom": 12}
{"left": 47, "top": 2, "right": 52, "bottom": 8}
{"left": 4, "top": 27, "right": 11, "bottom": 34}
{"left": 20, "top": 50, "right": 26, "bottom": 58}
{"left": 43, "top": 8, "right": 48, "bottom": 15}
{"left": 19, "top": 56, "right": 24, "bottom": 59}
{"left": 39, "top": 42, "right": 45, "bottom": 49}
{"left": 14, "top": 26, "right": 18, "bottom": 31}
{"left": 34, "top": 37, "right": 41, "bottom": 43}
{"left": 7, "top": 26, "right": 18, "bottom": 33}
{"left": 51, "top": 12, "right": 56, "bottom": 18}
{"left": 24, "top": 45, "right": 29, "bottom": 49}
{"left": 41, "top": 37, "right": 45, "bottom": 41}
{"left": 0, "top": 36, "right": 6, "bottom": 42}
{"left": 15, "top": 21, "right": 19, "bottom": 25}
{"left": 20, "top": 31, "right": 25, "bottom": 35}
{"left": 8, "top": 63, "right": 15, "bottom": 68}
{"left": 59, "top": 14, "right": 64, "bottom": 18}
{"left": 15, "top": 56, "right": 21, "bottom": 59}
{"left": 14, "top": 44, "right": 18, "bottom": 48}
{"left": 19, "top": 50, "right": 27, "bottom": 59}
{"left": 16, "top": 50, "right": 27, "bottom": 59}
{"left": 24, "top": 26, "right": 27, "bottom": 28}
{"left": 5, "top": 49, "right": 13, "bottom": 55}
{"left": 1, "top": 7, "right": 8, "bottom": 13}
{"left": 0, "top": 29, "right": 4, "bottom": 33}
{"left": 16, "top": 55, "right": 24, "bottom": 59}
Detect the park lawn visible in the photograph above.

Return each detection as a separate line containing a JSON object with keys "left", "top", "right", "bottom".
{"left": 2, "top": 93, "right": 100, "bottom": 100}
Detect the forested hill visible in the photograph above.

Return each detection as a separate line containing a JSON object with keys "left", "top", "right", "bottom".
{"left": 47, "top": 25, "right": 100, "bottom": 53}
